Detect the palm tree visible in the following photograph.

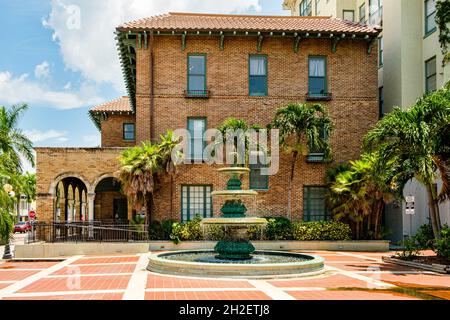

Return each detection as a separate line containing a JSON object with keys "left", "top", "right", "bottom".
{"left": 328, "top": 153, "right": 395, "bottom": 239}
{"left": 271, "top": 103, "right": 333, "bottom": 220}
{"left": 0, "top": 104, "right": 35, "bottom": 173}
{"left": 158, "top": 131, "right": 183, "bottom": 217}
{"left": 364, "top": 85, "right": 450, "bottom": 239}
{"left": 216, "top": 118, "right": 263, "bottom": 166}
{"left": 117, "top": 142, "right": 161, "bottom": 225}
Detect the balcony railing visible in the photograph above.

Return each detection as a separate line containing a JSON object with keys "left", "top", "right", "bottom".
{"left": 184, "top": 90, "right": 210, "bottom": 98}
{"left": 306, "top": 92, "right": 332, "bottom": 101}
{"left": 369, "top": 7, "right": 383, "bottom": 26}
{"left": 307, "top": 153, "right": 326, "bottom": 163}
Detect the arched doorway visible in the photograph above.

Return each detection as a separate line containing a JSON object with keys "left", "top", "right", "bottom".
{"left": 94, "top": 177, "right": 128, "bottom": 223}
{"left": 53, "top": 177, "right": 88, "bottom": 222}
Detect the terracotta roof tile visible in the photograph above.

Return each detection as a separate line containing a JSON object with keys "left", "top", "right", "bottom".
{"left": 90, "top": 96, "right": 132, "bottom": 113}
{"left": 117, "top": 12, "right": 380, "bottom": 35}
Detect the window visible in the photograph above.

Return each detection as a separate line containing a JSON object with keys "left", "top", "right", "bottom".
{"left": 187, "top": 54, "right": 206, "bottom": 96}
{"left": 425, "top": 56, "right": 437, "bottom": 93}
{"left": 181, "top": 185, "right": 212, "bottom": 222}
{"left": 378, "top": 37, "right": 384, "bottom": 67}
{"left": 343, "top": 10, "right": 355, "bottom": 22}
{"left": 303, "top": 187, "right": 331, "bottom": 221}
{"left": 123, "top": 123, "right": 135, "bottom": 141}
{"left": 307, "top": 127, "right": 328, "bottom": 162}
{"left": 249, "top": 55, "right": 268, "bottom": 96}
{"left": 369, "top": 0, "right": 383, "bottom": 25}
{"left": 188, "top": 118, "right": 206, "bottom": 161}
{"left": 299, "top": 0, "right": 312, "bottom": 16}
{"left": 379, "top": 87, "right": 384, "bottom": 119}
{"left": 425, "top": 0, "right": 437, "bottom": 35}
{"left": 308, "top": 56, "right": 327, "bottom": 97}
{"left": 250, "top": 153, "right": 269, "bottom": 190}
{"left": 315, "top": 0, "right": 321, "bottom": 15}
{"left": 359, "top": 4, "right": 366, "bottom": 23}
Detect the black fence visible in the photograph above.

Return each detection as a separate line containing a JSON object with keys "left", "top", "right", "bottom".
{"left": 26, "top": 221, "right": 149, "bottom": 244}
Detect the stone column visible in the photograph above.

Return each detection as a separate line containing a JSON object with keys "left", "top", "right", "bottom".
{"left": 87, "top": 193, "right": 96, "bottom": 238}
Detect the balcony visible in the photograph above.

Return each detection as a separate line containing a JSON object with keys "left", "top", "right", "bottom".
{"left": 369, "top": 7, "right": 383, "bottom": 26}
{"left": 184, "top": 90, "right": 210, "bottom": 99}
{"left": 306, "top": 92, "right": 332, "bottom": 101}
{"left": 307, "top": 153, "right": 326, "bottom": 163}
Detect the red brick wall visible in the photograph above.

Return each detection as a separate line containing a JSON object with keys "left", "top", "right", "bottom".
{"left": 101, "top": 114, "right": 136, "bottom": 148}
{"left": 135, "top": 35, "right": 379, "bottom": 222}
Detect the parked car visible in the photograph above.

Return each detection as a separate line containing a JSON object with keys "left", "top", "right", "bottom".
{"left": 14, "top": 221, "right": 31, "bottom": 233}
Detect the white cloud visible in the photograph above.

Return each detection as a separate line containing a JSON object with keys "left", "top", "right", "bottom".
{"left": 43, "top": 0, "right": 261, "bottom": 91}
{"left": 35, "top": 61, "right": 51, "bottom": 79}
{"left": 24, "top": 129, "right": 68, "bottom": 143}
{"left": 63, "top": 82, "right": 72, "bottom": 90}
{"left": 0, "top": 71, "right": 103, "bottom": 109}
{"left": 82, "top": 134, "right": 101, "bottom": 146}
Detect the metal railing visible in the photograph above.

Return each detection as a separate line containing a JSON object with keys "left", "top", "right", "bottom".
{"left": 184, "top": 89, "right": 210, "bottom": 98}
{"left": 26, "top": 221, "right": 149, "bottom": 244}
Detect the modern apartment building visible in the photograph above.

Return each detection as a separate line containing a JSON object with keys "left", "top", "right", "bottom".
{"left": 35, "top": 12, "right": 380, "bottom": 225}
{"left": 284, "top": 0, "right": 450, "bottom": 242}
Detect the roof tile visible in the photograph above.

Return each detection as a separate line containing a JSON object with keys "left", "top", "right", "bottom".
{"left": 90, "top": 96, "right": 132, "bottom": 113}
{"left": 117, "top": 12, "right": 380, "bottom": 35}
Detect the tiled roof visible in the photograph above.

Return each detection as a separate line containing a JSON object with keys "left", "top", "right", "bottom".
{"left": 117, "top": 12, "right": 380, "bottom": 35}
{"left": 90, "top": 96, "right": 132, "bottom": 113}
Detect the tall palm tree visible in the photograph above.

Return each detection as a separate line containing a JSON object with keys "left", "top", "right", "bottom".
{"left": 117, "top": 142, "right": 161, "bottom": 225}
{"left": 364, "top": 85, "right": 450, "bottom": 238}
{"left": 158, "top": 131, "right": 183, "bottom": 217}
{"left": 271, "top": 103, "right": 333, "bottom": 220}
{"left": 0, "top": 104, "right": 35, "bottom": 173}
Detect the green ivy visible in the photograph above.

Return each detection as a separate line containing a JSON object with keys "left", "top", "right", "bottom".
{"left": 436, "top": 0, "right": 450, "bottom": 65}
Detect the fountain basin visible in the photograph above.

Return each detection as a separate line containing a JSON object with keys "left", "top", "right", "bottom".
{"left": 201, "top": 217, "right": 267, "bottom": 226}
{"left": 147, "top": 250, "right": 325, "bottom": 278}
{"left": 211, "top": 190, "right": 258, "bottom": 198}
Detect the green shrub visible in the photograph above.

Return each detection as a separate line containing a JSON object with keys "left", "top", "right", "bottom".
{"left": 292, "top": 221, "right": 352, "bottom": 241}
{"left": 435, "top": 225, "right": 450, "bottom": 259}
{"left": 204, "top": 225, "right": 226, "bottom": 241}
{"left": 170, "top": 215, "right": 204, "bottom": 244}
{"left": 414, "top": 223, "right": 435, "bottom": 250}
{"left": 148, "top": 220, "right": 176, "bottom": 240}
{"left": 396, "top": 237, "right": 421, "bottom": 260}
{"left": 265, "top": 217, "right": 293, "bottom": 240}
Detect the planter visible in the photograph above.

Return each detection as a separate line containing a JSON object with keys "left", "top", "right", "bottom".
{"left": 382, "top": 256, "right": 450, "bottom": 274}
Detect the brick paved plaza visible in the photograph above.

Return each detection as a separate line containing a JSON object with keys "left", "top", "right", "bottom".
{"left": 0, "top": 251, "right": 448, "bottom": 300}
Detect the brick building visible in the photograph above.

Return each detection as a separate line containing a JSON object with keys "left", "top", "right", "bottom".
{"left": 35, "top": 12, "right": 380, "bottom": 224}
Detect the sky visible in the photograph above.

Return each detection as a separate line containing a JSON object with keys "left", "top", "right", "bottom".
{"left": 0, "top": 0, "right": 287, "bottom": 173}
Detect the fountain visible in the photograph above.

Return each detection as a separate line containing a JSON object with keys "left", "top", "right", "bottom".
{"left": 147, "top": 166, "right": 324, "bottom": 278}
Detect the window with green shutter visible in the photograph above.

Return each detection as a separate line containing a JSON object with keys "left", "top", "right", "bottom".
{"left": 303, "top": 186, "right": 331, "bottom": 221}
{"left": 250, "top": 154, "right": 269, "bottom": 190}
{"left": 249, "top": 55, "right": 268, "bottom": 96}
{"left": 187, "top": 54, "right": 207, "bottom": 97}
{"left": 308, "top": 56, "right": 328, "bottom": 98}
{"left": 307, "top": 127, "right": 328, "bottom": 163}
{"left": 123, "top": 123, "right": 135, "bottom": 141}
{"left": 181, "top": 185, "right": 212, "bottom": 222}
{"left": 187, "top": 118, "right": 206, "bottom": 162}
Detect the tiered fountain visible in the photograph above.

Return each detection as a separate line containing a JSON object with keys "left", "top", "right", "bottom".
{"left": 147, "top": 166, "right": 324, "bottom": 278}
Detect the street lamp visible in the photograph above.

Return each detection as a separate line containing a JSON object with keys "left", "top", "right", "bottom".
{"left": 2, "top": 184, "right": 15, "bottom": 260}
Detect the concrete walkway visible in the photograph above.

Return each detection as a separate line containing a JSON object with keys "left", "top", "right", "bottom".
{"left": 0, "top": 251, "right": 448, "bottom": 300}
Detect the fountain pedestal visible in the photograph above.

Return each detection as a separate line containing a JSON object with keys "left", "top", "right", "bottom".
{"left": 201, "top": 167, "right": 267, "bottom": 260}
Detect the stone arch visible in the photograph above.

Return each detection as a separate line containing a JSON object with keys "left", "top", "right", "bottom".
{"left": 90, "top": 173, "right": 119, "bottom": 194}
{"left": 49, "top": 172, "right": 91, "bottom": 197}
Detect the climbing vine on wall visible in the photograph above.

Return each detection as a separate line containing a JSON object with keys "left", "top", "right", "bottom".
{"left": 436, "top": 0, "right": 450, "bottom": 65}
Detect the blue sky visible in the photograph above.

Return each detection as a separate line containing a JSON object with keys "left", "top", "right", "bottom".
{"left": 0, "top": 0, "right": 287, "bottom": 171}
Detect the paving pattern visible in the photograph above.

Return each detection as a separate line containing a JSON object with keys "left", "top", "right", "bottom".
{"left": 0, "top": 251, "right": 448, "bottom": 300}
